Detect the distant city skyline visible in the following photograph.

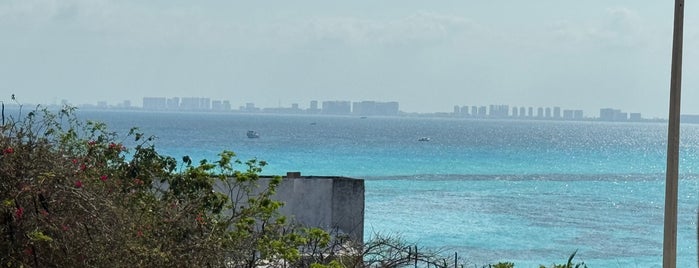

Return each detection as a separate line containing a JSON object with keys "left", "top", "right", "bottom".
{"left": 17, "top": 95, "right": 659, "bottom": 122}
{"left": 23, "top": 95, "right": 657, "bottom": 119}
{"left": 2, "top": 1, "right": 698, "bottom": 118}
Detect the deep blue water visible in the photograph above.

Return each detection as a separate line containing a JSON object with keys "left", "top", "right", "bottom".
{"left": 78, "top": 110, "right": 699, "bottom": 267}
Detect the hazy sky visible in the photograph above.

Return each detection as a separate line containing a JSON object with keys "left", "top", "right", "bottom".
{"left": 1, "top": 1, "right": 698, "bottom": 118}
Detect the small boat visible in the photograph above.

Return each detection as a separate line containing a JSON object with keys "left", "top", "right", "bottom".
{"left": 247, "top": 130, "right": 260, "bottom": 138}
{"left": 418, "top": 137, "right": 431, "bottom": 142}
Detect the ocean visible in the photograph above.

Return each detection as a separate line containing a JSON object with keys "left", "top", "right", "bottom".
{"left": 79, "top": 110, "right": 699, "bottom": 267}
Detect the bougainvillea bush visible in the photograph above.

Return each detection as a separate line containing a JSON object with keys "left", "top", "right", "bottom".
{"left": 0, "top": 106, "right": 309, "bottom": 267}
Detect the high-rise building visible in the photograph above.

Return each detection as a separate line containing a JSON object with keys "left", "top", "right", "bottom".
{"left": 212, "top": 100, "right": 231, "bottom": 111}
{"left": 629, "top": 113, "right": 642, "bottom": 121}
{"left": 478, "top": 106, "right": 487, "bottom": 116}
{"left": 461, "top": 106, "right": 470, "bottom": 116}
{"left": 199, "top": 98, "right": 211, "bottom": 110}
{"left": 377, "top": 102, "right": 399, "bottom": 116}
{"left": 618, "top": 112, "right": 628, "bottom": 121}
{"left": 244, "top": 103, "right": 258, "bottom": 112}
{"left": 599, "top": 108, "right": 627, "bottom": 121}
{"left": 143, "top": 97, "right": 167, "bottom": 110}
{"left": 553, "top": 107, "right": 561, "bottom": 118}
{"left": 488, "top": 105, "right": 509, "bottom": 117}
{"left": 537, "top": 107, "right": 544, "bottom": 118}
{"left": 308, "top": 100, "right": 320, "bottom": 114}
{"left": 167, "top": 97, "right": 180, "bottom": 110}
{"left": 519, "top": 107, "right": 526, "bottom": 118}
{"left": 563, "top": 110, "right": 574, "bottom": 120}
{"left": 212, "top": 100, "right": 223, "bottom": 111}
{"left": 322, "top": 101, "right": 351, "bottom": 115}
{"left": 353, "top": 101, "right": 399, "bottom": 116}
{"left": 180, "top": 97, "right": 200, "bottom": 110}
{"left": 545, "top": 107, "right": 551, "bottom": 118}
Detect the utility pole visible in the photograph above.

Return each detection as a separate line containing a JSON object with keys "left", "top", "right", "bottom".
{"left": 663, "top": 0, "right": 684, "bottom": 267}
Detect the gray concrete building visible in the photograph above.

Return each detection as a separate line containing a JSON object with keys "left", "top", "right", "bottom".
{"left": 260, "top": 173, "right": 365, "bottom": 243}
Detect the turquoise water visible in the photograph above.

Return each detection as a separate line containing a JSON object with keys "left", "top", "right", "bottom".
{"left": 81, "top": 110, "right": 699, "bottom": 267}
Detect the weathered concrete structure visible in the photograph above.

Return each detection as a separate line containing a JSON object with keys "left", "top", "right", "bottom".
{"left": 261, "top": 172, "right": 365, "bottom": 243}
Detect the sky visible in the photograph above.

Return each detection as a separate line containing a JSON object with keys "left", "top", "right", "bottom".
{"left": 1, "top": 0, "right": 698, "bottom": 118}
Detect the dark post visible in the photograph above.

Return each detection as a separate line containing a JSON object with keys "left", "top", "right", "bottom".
{"left": 454, "top": 252, "right": 457, "bottom": 268}
{"left": 415, "top": 245, "right": 418, "bottom": 267}
{"left": 663, "top": 0, "right": 684, "bottom": 267}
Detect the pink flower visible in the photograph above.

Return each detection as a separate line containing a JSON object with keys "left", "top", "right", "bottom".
{"left": 87, "top": 140, "right": 96, "bottom": 146}
{"left": 133, "top": 178, "right": 143, "bottom": 185}
{"left": 3, "top": 147, "right": 14, "bottom": 154}
{"left": 15, "top": 207, "right": 23, "bottom": 219}
{"left": 196, "top": 213, "right": 205, "bottom": 225}
{"left": 100, "top": 175, "right": 108, "bottom": 182}
{"left": 109, "top": 142, "right": 123, "bottom": 151}
{"left": 75, "top": 180, "right": 83, "bottom": 188}
{"left": 79, "top": 164, "right": 87, "bottom": 171}
{"left": 136, "top": 230, "right": 143, "bottom": 237}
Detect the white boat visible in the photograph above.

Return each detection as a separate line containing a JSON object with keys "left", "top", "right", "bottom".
{"left": 247, "top": 130, "right": 260, "bottom": 138}
{"left": 418, "top": 137, "right": 431, "bottom": 142}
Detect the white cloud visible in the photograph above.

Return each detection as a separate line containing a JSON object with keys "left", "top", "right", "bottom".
{"left": 596, "top": 7, "right": 644, "bottom": 46}
{"left": 251, "top": 11, "right": 479, "bottom": 50}
{"left": 547, "top": 7, "right": 650, "bottom": 50}
{"left": 1, "top": 1, "right": 484, "bottom": 51}
{"left": 0, "top": 0, "right": 108, "bottom": 27}
{"left": 0, "top": 0, "right": 217, "bottom": 48}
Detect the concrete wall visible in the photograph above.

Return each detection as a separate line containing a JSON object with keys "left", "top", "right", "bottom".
{"left": 261, "top": 173, "right": 365, "bottom": 243}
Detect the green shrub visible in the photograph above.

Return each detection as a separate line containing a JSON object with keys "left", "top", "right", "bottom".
{"left": 491, "top": 262, "right": 515, "bottom": 268}
{"left": 539, "top": 251, "right": 588, "bottom": 268}
{"left": 0, "top": 106, "right": 306, "bottom": 267}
